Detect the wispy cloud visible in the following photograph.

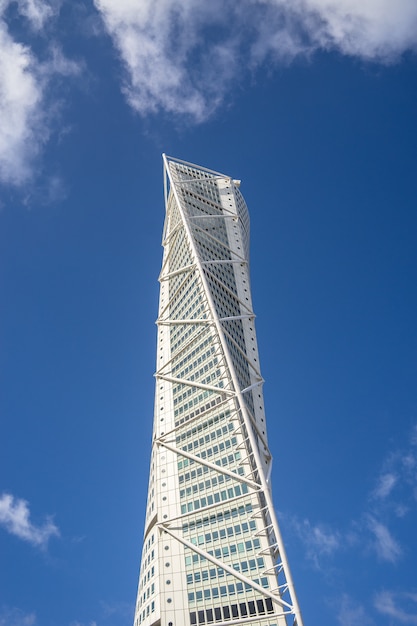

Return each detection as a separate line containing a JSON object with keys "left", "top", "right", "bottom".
{"left": 290, "top": 517, "right": 340, "bottom": 568}
{"left": 0, "top": 1, "right": 81, "bottom": 189}
{"left": 374, "top": 590, "right": 417, "bottom": 624}
{"left": 372, "top": 472, "right": 398, "bottom": 500}
{"left": 0, "top": 493, "right": 59, "bottom": 549}
{"left": 366, "top": 515, "right": 402, "bottom": 563}
{"left": 0, "top": 607, "right": 36, "bottom": 626}
{"left": 290, "top": 424, "right": 417, "bottom": 573}
{"left": 14, "top": 0, "right": 53, "bottom": 30}
{"left": 100, "top": 601, "right": 133, "bottom": 620}
{"left": 70, "top": 600, "right": 133, "bottom": 626}
{"left": 337, "top": 594, "right": 374, "bottom": 626}
{"left": 93, "top": 0, "right": 417, "bottom": 121}
{"left": 369, "top": 426, "right": 417, "bottom": 516}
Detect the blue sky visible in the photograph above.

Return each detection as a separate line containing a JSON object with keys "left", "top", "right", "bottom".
{"left": 1, "top": 1, "right": 417, "bottom": 625}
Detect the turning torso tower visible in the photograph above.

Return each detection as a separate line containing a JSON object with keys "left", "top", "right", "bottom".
{"left": 133, "top": 156, "right": 303, "bottom": 626}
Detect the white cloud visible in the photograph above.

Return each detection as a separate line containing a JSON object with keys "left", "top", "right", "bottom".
{"left": 93, "top": 0, "right": 417, "bottom": 121}
{"left": 373, "top": 472, "right": 398, "bottom": 500}
{"left": 337, "top": 594, "right": 373, "bottom": 626}
{"left": 374, "top": 590, "right": 417, "bottom": 624}
{"left": 0, "top": 20, "right": 44, "bottom": 186}
{"left": 93, "top": 0, "right": 228, "bottom": 121}
{"left": 41, "top": 44, "right": 83, "bottom": 78}
{"left": 0, "top": 607, "right": 36, "bottom": 626}
{"left": 0, "top": 1, "right": 81, "bottom": 189}
{"left": 369, "top": 424, "right": 417, "bottom": 516}
{"left": 16, "top": 0, "right": 54, "bottom": 31}
{"left": 291, "top": 517, "right": 340, "bottom": 568}
{"left": 288, "top": 425, "right": 417, "bottom": 574}
{"left": 366, "top": 515, "right": 402, "bottom": 563}
{"left": 0, "top": 493, "right": 59, "bottom": 549}
{"left": 254, "top": 0, "right": 417, "bottom": 63}
{"left": 100, "top": 601, "right": 133, "bottom": 619}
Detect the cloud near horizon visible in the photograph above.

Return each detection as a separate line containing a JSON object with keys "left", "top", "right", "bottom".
{"left": 94, "top": 0, "right": 417, "bottom": 121}
{"left": 0, "top": 493, "right": 59, "bottom": 549}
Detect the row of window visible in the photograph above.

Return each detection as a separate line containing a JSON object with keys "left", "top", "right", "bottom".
{"left": 208, "top": 279, "right": 240, "bottom": 319}
{"left": 183, "top": 174, "right": 220, "bottom": 198}
{"left": 180, "top": 482, "right": 248, "bottom": 515}
{"left": 180, "top": 468, "right": 244, "bottom": 498}
{"left": 221, "top": 317, "right": 247, "bottom": 356}
{"left": 184, "top": 531, "right": 260, "bottom": 568}
{"left": 141, "top": 549, "right": 154, "bottom": 569}
{"left": 187, "top": 200, "right": 224, "bottom": 225}
{"left": 194, "top": 226, "right": 231, "bottom": 258}
{"left": 138, "top": 582, "right": 155, "bottom": 607}
{"left": 191, "top": 536, "right": 261, "bottom": 561}
{"left": 173, "top": 370, "right": 221, "bottom": 407}
{"left": 186, "top": 557, "right": 265, "bottom": 585}
{"left": 174, "top": 388, "right": 219, "bottom": 417}
{"left": 182, "top": 184, "right": 222, "bottom": 213}
{"left": 191, "top": 220, "right": 228, "bottom": 248}
{"left": 170, "top": 322, "right": 201, "bottom": 357}
{"left": 167, "top": 235, "right": 190, "bottom": 274}
{"left": 205, "top": 262, "right": 238, "bottom": 298}
{"left": 142, "top": 533, "right": 154, "bottom": 555}
{"left": 182, "top": 502, "right": 253, "bottom": 534}
{"left": 176, "top": 410, "right": 231, "bottom": 444}
{"left": 188, "top": 576, "right": 268, "bottom": 603}
{"left": 169, "top": 277, "right": 201, "bottom": 321}
{"left": 187, "top": 519, "right": 256, "bottom": 545}
{"left": 179, "top": 466, "right": 244, "bottom": 493}
{"left": 180, "top": 435, "right": 237, "bottom": 460}
{"left": 173, "top": 357, "right": 219, "bottom": 397}
{"left": 224, "top": 339, "right": 252, "bottom": 397}
{"left": 138, "top": 565, "right": 154, "bottom": 591}
{"left": 172, "top": 301, "right": 206, "bottom": 331}
{"left": 137, "top": 599, "right": 155, "bottom": 624}
{"left": 196, "top": 233, "right": 232, "bottom": 265}
{"left": 164, "top": 245, "right": 190, "bottom": 290}
{"left": 165, "top": 251, "right": 190, "bottom": 292}
{"left": 175, "top": 395, "right": 224, "bottom": 427}
{"left": 182, "top": 188, "right": 222, "bottom": 217}
{"left": 190, "top": 597, "right": 276, "bottom": 624}
{"left": 235, "top": 188, "right": 250, "bottom": 233}
{"left": 171, "top": 340, "right": 215, "bottom": 384}
{"left": 178, "top": 449, "right": 241, "bottom": 471}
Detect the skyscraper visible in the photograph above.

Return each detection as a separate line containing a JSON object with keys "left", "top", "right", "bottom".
{"left": 133, "top": 156, "right": 303, "bottom": 626}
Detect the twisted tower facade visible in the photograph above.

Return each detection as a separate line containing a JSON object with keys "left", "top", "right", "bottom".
{"left": 134, "top": 156, "right": 303, "bottom": 626}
